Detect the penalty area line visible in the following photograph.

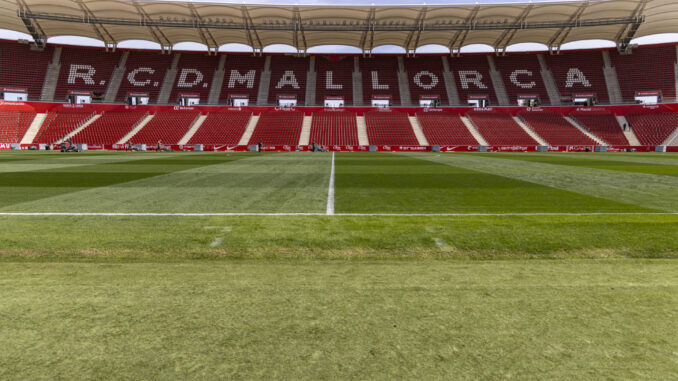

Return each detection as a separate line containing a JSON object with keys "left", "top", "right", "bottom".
{"left": 0, "top": 212, "right": 677, "bottom": 217}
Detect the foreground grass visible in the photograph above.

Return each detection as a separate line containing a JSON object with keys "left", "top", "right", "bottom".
{"left": 1, "top": 260, "right": 677, "bottom": 379}
{"left": 1, "top": 215, "right": 677, "bottom": 261}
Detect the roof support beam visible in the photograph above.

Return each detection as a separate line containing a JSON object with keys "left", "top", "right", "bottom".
{"left": 131, "top": 1, "right": 171, "bottom": 53}
{"left": 241, "top": 6, "right": 263, "bottom": 55}
{"left": 293, "top": 7, "right": 307, "bottom": 54}
{"left": 404, "top": 7, "right": 427, "bottom": 56}
{"left": 494, "top": 4, "right": 533, "bottom": 55}
{"left": 448, "top": 6, "right": 479, "bottom": 56}
{"left": 359, "top": 7, "right": 376, "bottom": 55}
{"left": 616, "top": 0, "right": 648, "bottom": 53}
{"left": 546, "top": 2, "right": 589, "bottom": 54}
{"left": 188, "top": 3, "right": 218, "bottom": 54}
{"left": 16, "top": 0, "right": 47, "bottom": 49}
{"left": 76, "top": 0, "right": 116, "bottom": 50}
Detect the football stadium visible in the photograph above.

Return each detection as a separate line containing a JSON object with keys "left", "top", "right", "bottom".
{"left": 1, "top": 0, "right": 678, "bottom": 378}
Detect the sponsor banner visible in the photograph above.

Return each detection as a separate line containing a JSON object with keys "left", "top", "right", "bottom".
{"left": 0, "top": 143, "right": 12, "bottom": 150}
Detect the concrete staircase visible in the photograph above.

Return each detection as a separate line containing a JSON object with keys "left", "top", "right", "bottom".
{"left": 397, "top": 57, "right": 411, "bottom": 106}
{"left": 602, "top": 51, "right": 623, "bottom": 104}
{"left": 537, "top": 54, "right": 561, "bottom": 106}
{"left": 441, "top": 56, "right": 461, "bottom": 105}
{"left": 238, "top": 114, "right": 259, "bottom": 145}
{"left": 487, "top": 55, "right": 510, "bottom": 106}
{"left": 156, "top": 53, "right": 181, "bottom": 104}
{"left": 356, "top": 115, "right": 369, "bottom": 145}
{"left": 513, "top": 116, "right": 548, "bottom": 145}
{"left": 178, "top": 114, "right": 208, "bottom": 145}
{"left": 460, "top": 116, "right": 489, "bottom": 145}
{"left": 20, "top": 113, "right": 47, "bottom": 144}
{"left": 116, "top": 114, "right": 154, "bottom": 144}
{"left": 298, "top": 115, "right": 313, "bottom": 145}
{"left": 104, "top": 52, "right": 129, "bottom": 103}
{"left": 40, "top": 47, "right": 62, "bottom": 102}
{"left": 304, "top": 56, "right": 316, "bottom": 106}
{"left": 564, "top": 116, "right": 607, "bottom": 145}
{"left": 352, "top": 57, "right": 364, "bottom": 106}
{"left": 256, "top": 56, "right": 272, "bottom": 105}
{"left": 615, "top": 115, "right": 641, "bottom": 145}
{"left": 57, "top": 114, "right": 101, "bottom": 143}
{"left": 207, "top": 55, "right": 227, "bottom": 105}
{"left": 408, "top": 116, "right": 429, "bottom": 146}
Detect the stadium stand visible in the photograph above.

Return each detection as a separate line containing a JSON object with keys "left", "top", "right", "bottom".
{"left": 364, "top": 111, "right": 418, "bottom": 145}
{"left": 404, "top": 56, "right": 449, "bottom": 105}
{"left": 0, "top": 111, "right": 36, "bottom": 143}
{"left": 70, "top": 110, "right": 147, "bottom": 145}
{"left": 494, "top": 54, "right": 549, "bottom": 106}
{"left": 359, "top": 57, "right": 401, "bottom": 105}
{"left": 545, "top": 50, "right": 610, "bottom": 103}
{"left": 309, "top": 111, "right": 359, "bottom": 146}
{"left": 248, "top": 111, "right": 304, "bottom": 145}
{"left": 569, "top": 110, "right": 629, "bottom": 145}
{"left": 416, "top": 112, "right": 479, "bottom": 146}
{"left": 187, "top": 112, "right": 252, "bottom": 145}
{"left": 315, "top": 56, "right": 354, "bottom": 106}
{"left": 268, "top": 56, "right": 309, "bottom": 105}
{"left": 168, "top": 54, "right": 219, "bottom": 104}
{"left": 610, "top": 46, "right": 677, "bottom": 102}
{"left": 520, "top": 112, "right": 596, "bottom": 146}
{"left": 0, "top": 41, "right": 53, "bottom": 100}
{"left": 625, "top": 112, "right": 678, "bottom": 146}
{"left": 447, "top": 55, "right": 498, "bottom": 105}
{"left": 32, "top": 110, "right": 93, "bottom": 144}
{"left": 116, "top": 51, "right": 173, "bottom": 103}
{"left": 126, "top": 111, "right": 200, "bottom": 145}
{"left": 219, "top": 55, "right": 266, "bottom": 104}
{"left": 468, "top": 112, "right": 538, "bottom": 146}
{"left": 54, "top": 47, "right": 121, "bottom": 101}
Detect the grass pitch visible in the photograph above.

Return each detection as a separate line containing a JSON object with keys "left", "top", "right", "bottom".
{"left": 1, "top": 151, "right": 678, "bottom": 379}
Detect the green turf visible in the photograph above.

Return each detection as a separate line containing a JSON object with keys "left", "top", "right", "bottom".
{"left": 2, "top": 151, "right": 678, "bottom": 379}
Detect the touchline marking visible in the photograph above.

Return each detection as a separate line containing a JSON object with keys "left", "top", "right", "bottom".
{"left": 1, "top": 212, "right": 677, "bottom": 217}
{"left": 326, "top": 152, "right": 335, "bottom": 215}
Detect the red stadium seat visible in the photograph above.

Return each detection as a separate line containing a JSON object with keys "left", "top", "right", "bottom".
{"left": 71, "top": 111, "right": 147, "bottom": 145}
{"left": 364, "top": 111, "right": 418, "bottom": 145}
{"left": 625, "top": 112, "right": 678, "bottom": 146}
{"left": 467, "top": 112, "right": 537, "bottom": 146}
{"left": 416, "top": 112, "right": 478, "bottom": 146}
{"left": 569, "top": 111, "right": 629, "bottom": 146}
{"left": 248, "top": 111, "right": 304, "bottom": 146}
{"left": 188, "top": 112, "right": 252, "bottom": 145}
{"left": 520, "top": 111, "right": 596, "bottom": 146}
{"left": 128, "top": 111, "right": 200, "bottom": 145}
{"left": 0, "top": 111, "right": 36, "bottom": 143}
{"left": 360, "top": 57, "right": 401, "bottom": 105}
{"left": 33, "top": 110, "right": 93, "bottom": 144}
{"left": 309, "top": 111, "right": 359, "bottom": 146}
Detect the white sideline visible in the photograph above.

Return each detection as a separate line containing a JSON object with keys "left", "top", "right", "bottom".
{"left": 0, "top": 212, "right": 676, "bottom": 217}
{"left": 326, "top": 152, "right": 335, "bottom": 215}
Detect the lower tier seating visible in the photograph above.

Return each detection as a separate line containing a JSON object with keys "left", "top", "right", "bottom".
{"left": 364, "top": 111, "right": 418, "bottom": 145}
{"left": 416, "top": 113, "right": 478, "bottom": 145}
{"left": 625, "top": 113, "right": 678, "bottom": 146}
{"left": 71, "top": 111, "right": 147, "bottom": 145}
{"left": 467, "top": 112, "right": 537, "bottom": 146}
{"left": 188, "top": 112, "right": 252, "bottom": 145}
{"left": 309, "top": 111, "right": 359, "bottom": 146}
{"left": 33, "top": 111, "right": 93, "bottom": 144}
{"left": 520, "top": 112, "right": 596, "bottom": 146}
{"left": 127, "top": 111, "right": 200, "bottom": 145}
{"left": 248, "top": 112, "right": 304, "bottom": 146}
{"left": 0, "top": 111, "right": 36, "bottom": 143}
{"left": 569, "top": 111, "right": 629, "bottom": 146}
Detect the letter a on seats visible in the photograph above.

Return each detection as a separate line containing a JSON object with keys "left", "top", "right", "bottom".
{"left": 276, "top": 71, "right": 300, "bottom": 89}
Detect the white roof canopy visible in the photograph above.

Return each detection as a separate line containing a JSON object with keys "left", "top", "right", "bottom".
{"left": 4, "top": 0, "right": 676, "bottom": 52}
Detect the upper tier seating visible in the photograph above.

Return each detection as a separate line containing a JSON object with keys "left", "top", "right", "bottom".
{"left": 610, "top": 46, "right": 677, "bottom": 102}
{"left": 54, "top": 47, "right": 120, "bottom": 101}
{"left": 0, "top": 41, "right": 53, "bottom": 100}
{"left": 309, "top": 111, "right": 359, "bottom": 146}
{"left": 569, "top": 111, "right": 629, "bottom": 145}
{"left": 360, "top": 57, "right": 401, "bottom": 105}
{"left": 71, "top": 111, "right": 147, "bottom": 145}
{"left": 127, "top": 111, "right": 199, "bottom": 145}
{"left": 0, "top": 111, "right": 36, "bottom": 143}
{"left": 625, "top": 112, "right": 678, "bottom": 146}
{"left": 494, "top": 54, "right": 549, "bottom": 105}
{"left": 33, "top": 110, "right": 93, "bottom": 144}
{"left": 519, "top": 112, "right": 596, "bottom": 146}
{"left": 545, "top": 50, "right": 609, "bottom": 103}
{"left": 364, "top": 111, "right": 418, "bottom": 145}
{"left": 467, "top": 112, "right": 537, "bottom": 146}
{"left": 404, "top": 56, "right": 449, "bottom": 105}
{"left": 416, "top": 112, "right": 478, "bottom": 145}
{"left": 116, "top": 51, "right": 173, "bottom": 103}
{"left": 219, "top": 55, "right": 266, "bottom": 104}
{"left": 268, "top": 56, "right": 309, "bottom": 105}
{"left": 248, "top": 111, "right": 304, "bottom": 146}
{"left": 447, "top": 55, "right": 498, "bottom": 105}
{"left": 188, "top": 112, "right": 251, "bottom": 145}
{"left": 315, "top": 56, "right": 354, "bottom": 106}
{"left": 168, "top": 54, "right": 219, "bottom": 104}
